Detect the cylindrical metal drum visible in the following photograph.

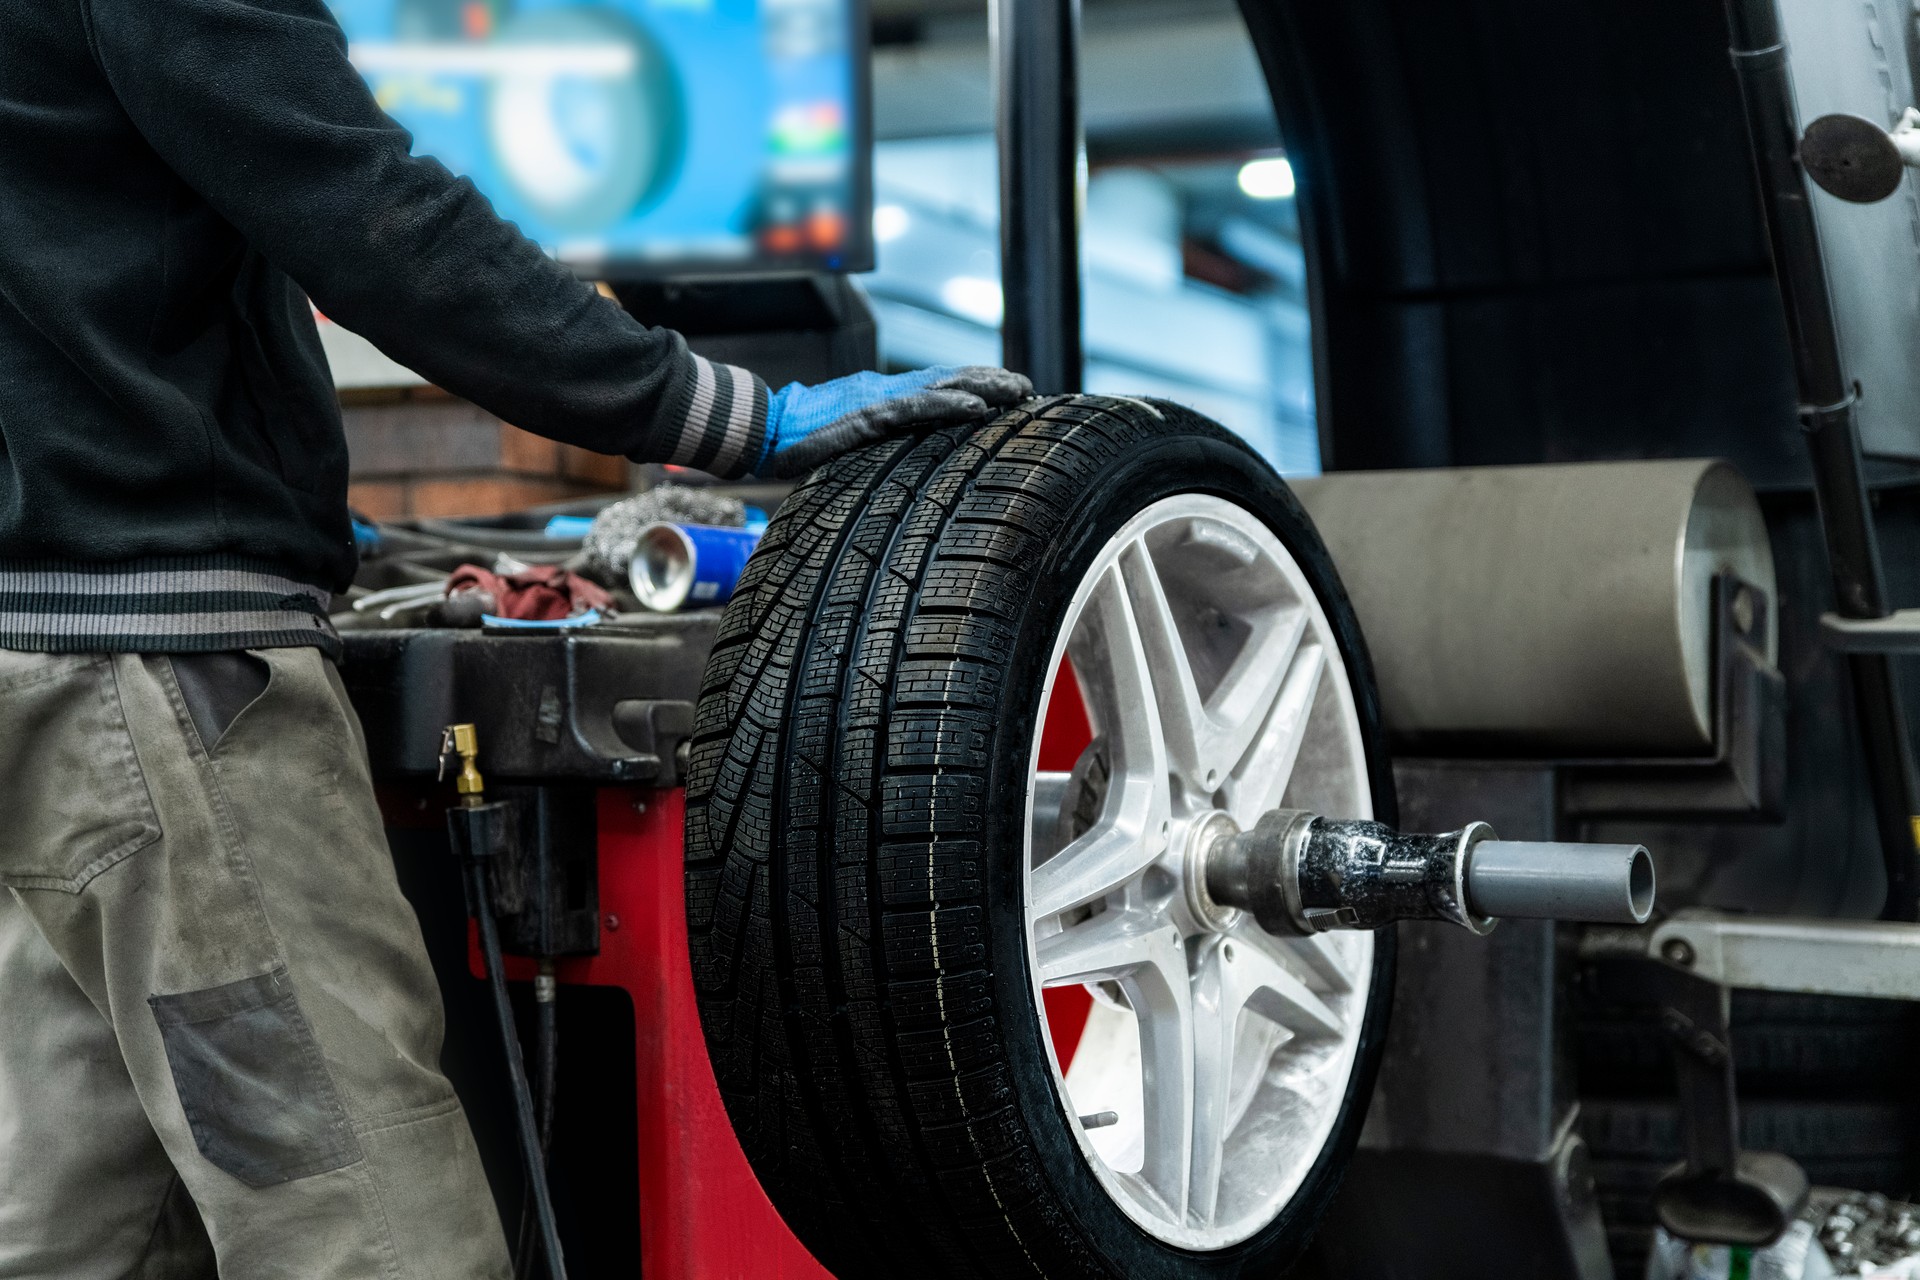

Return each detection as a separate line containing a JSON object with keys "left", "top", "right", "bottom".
{"left": 1290, "top": 460, "right": 1775, "bottom": 755}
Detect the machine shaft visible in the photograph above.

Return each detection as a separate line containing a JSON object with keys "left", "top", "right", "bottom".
{"left": 1205, "top": 809, "right": 1654, "bottom": 936}
{"left": 1467, "top": 839, "right": 1654, "bottom": 924}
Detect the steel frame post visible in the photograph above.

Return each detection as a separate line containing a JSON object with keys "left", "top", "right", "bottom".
{"left": 993, "top": 0, "right": 1085, "bottom": 393}
{"left": 1721, "top": 0, "right": 1920, "bottom": 918}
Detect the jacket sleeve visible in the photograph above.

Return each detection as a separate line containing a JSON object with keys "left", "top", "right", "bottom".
{"left": 78, "top": 0, "right": 770, "bottom": 473}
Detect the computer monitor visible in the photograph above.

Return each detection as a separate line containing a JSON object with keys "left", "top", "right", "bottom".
{"left": 326, "top": 0, "right": 872, "bottom": 278}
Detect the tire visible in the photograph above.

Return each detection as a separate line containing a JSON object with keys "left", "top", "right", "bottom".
{"left": 684, "top": 395, "right": 1397, "bottom": 1279}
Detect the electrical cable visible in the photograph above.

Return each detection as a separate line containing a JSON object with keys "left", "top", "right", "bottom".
{"left": 515, "top": 1190, "right": 534, "bottom": 1279}
{"left": 536, "top": 969, "right": 558, "bottom": 1150}
{"left": 443, "top": 726, "right": 568, "bottom": 1280}
{"left": 469, "top": 857, "right": 569, "bottom": 1280}
{"left": 514, "top": 964, "right": 560, "bottom": 1280}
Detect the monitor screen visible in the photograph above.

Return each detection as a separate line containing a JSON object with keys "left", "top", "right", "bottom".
{"left": 326, "top": 0, "right": 871, "bottom": 277}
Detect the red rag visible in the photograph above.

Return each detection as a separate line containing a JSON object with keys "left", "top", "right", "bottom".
{"left": 445, "top": 564, "right": 613, "bottom": 621}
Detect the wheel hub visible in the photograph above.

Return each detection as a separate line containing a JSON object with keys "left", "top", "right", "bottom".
{"left": 1179, "top": 810, "right": 1242, "bottom": 934}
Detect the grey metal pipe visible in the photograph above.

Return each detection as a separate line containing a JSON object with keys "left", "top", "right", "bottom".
{"left": 1466, "top": 840, "right": 1654, "bottom": 925}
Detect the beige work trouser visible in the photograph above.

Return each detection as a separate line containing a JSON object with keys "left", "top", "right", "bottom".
{"left": 0, "top": 646, "right": 511, "bottom": 1279}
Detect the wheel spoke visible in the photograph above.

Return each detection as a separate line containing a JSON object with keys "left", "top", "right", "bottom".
{"left": 1036, "top": 908, "right": 1195, "bottom": 1216}
{"left": 1119, "top": 537, "right": 1308, "bottom": 796}
{"left": 1223, "top": 639, "right": 1325, "bottom": 831}
{"left": 1188, "top": 941, "right": 1239, "bottom": 1226}
{"left": 1120, "top": 930, "right": 1195, "bottom": 1219}
{"left": 1187, "top": 934, "right": 1344, "bottom": 1225}
{"left": 1204, "top": 605, "right": 1308, "bottom": 788}
{"left": 1031, "top": 823, "right": 1156, "bottom": 920}
{"left": 1114, "top": 539, "right": 1211, "bottom": 787}
{"left": 1068, "top": 563, "right": 1172, "bottom": 801}
{"left": 1265, "top": 928, "right": 1357, "bottom": 995}
{"left": 1228, "top": 939, "right": 1345, "bottom": 1039}
{"left": 1035, "top": 907, "right": 1177, "bottom": 987}
{"left": 1030, "top": 770, "right": 1072, "bottom": 860}
{"left": 1035, "top": 566, "right": 1170, "bottom": 920}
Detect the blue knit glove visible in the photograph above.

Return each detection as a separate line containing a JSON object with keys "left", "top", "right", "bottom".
{"left": 758, "top": 365, "right": 1033, "bottom": 478}
{"left": 651, "top": 355, "right": 1031, "bottom": 479}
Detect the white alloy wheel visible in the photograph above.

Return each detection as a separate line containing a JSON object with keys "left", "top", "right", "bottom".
{"left": 1024, "top": 493, "right": 1376, "bottom": 1251}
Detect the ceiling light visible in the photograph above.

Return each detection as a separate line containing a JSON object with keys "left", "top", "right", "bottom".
{"left": 873, "top": 203, "right": 911, "bottom": 243}
{"left": 1237, "top": 156, "right": 1296, "bottom": 200}
{"left": 939, "top": 276, "right": 1004, "bottom": 326}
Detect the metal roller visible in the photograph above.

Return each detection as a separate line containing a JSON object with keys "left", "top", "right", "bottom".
{"left": 1290, "top": 460, "right": 1776, "bottom": 755}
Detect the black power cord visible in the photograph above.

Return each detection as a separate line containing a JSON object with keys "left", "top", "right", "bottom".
{"left": 443, "top": 726, "right": 568, "bottom": 1280}
{"left": 515, "top": 963, "right": 560, "bottom": 1280}
{"left": 468, "top": 855, "right": 568, "bottom": 1280}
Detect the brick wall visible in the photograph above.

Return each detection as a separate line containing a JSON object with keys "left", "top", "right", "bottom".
{"left": 341, "top": 386, "right": 629, "bottom": 520}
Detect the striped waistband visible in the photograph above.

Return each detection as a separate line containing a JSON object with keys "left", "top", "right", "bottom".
{"left": 0, "top": 557, "right": 339, "bottom": 659}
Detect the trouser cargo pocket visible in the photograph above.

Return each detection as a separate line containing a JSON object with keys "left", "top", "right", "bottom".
{"left": 149, "top": 966, "right": 363, "bottom": 1188}
{"left": 0, "top": 654, "right": 160, "bottom": 892}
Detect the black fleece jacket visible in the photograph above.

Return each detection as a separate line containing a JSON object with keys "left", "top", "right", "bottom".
{"left": 0, "top": 0, "right": 769, "bottom": 655}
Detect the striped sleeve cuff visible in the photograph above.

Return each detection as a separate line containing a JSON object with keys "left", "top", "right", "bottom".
{"left": 653, "top": 353, "right": 772, "bottom": 479}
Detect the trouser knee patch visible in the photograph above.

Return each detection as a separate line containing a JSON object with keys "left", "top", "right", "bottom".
{"left": 149, "top": 966, "right": 362, "bottom": 1188}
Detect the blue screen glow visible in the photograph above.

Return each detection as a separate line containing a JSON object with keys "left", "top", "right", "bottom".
{"left": 327, "top": 0, "right": 869, "bottom": 275}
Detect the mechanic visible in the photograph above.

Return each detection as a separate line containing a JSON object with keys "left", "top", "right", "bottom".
{"left": 0, "top": 0, "right": 1029, "bottom": 1274}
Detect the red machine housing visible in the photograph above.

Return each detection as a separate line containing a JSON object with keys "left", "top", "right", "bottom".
{"left": 488, "top": 664, "right": 1096, "bottom": 1277}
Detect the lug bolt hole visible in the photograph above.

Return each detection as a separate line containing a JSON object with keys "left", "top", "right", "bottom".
{"left": 1142, "top": 865, "right": 1178, "bottom": 901}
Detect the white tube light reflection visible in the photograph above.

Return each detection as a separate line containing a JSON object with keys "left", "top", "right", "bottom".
{"left": 347, "top": 43, "right": 637, "bottom": 78}
{"left": 1237, "top": 156, "right": 1296, "bottom": 200}
{"left": 873, "top": 204, "right": 912, "bottom": 243}
{"left": 939, "top": 276, "right": 1004, "bottom": 326}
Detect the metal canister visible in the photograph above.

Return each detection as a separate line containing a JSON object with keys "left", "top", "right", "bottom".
{"left": 629, "top": 522, "right": 762, "bottom": 612}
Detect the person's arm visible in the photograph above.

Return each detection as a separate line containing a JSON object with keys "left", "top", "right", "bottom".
{"left": 79, "top": 0, "right": 1028, "bottom": 475}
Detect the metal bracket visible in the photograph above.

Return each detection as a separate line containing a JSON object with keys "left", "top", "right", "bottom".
{"left": 488, "top": 785, "right": 603, "bottom": 958}
{"left": 1801, "top": 108, "right": 1920, "bottom": 204}
{"left": 1597, "top": 908, "right": 1920, "bottom": 1245}
{"left": 1648, "top": 909, "right": 1920, "bottom": 1000}
{"left": 1820, "top": 607, "right": 1920, "bottom": 654}
{"left": 1579, "top": 909, "right": 1920, "bottom": 1244}
{"left": 1650, "top": 963, "right": 1810, "bottom": 1248}
{"left": 1659, "top": 1005, "right": 1732, "bottom": 1068}
{"left": 1560, "top": 575, "right": 1786, "bottom": 817}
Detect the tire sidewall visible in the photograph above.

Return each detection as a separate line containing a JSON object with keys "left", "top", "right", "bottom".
{"left": 985, "top": 414, "right": 1398, "bottom": 1276}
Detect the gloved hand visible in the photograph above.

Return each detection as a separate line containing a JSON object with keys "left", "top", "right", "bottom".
{"left": 757, "top": 365, "right": 1033, "bottom": 478}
